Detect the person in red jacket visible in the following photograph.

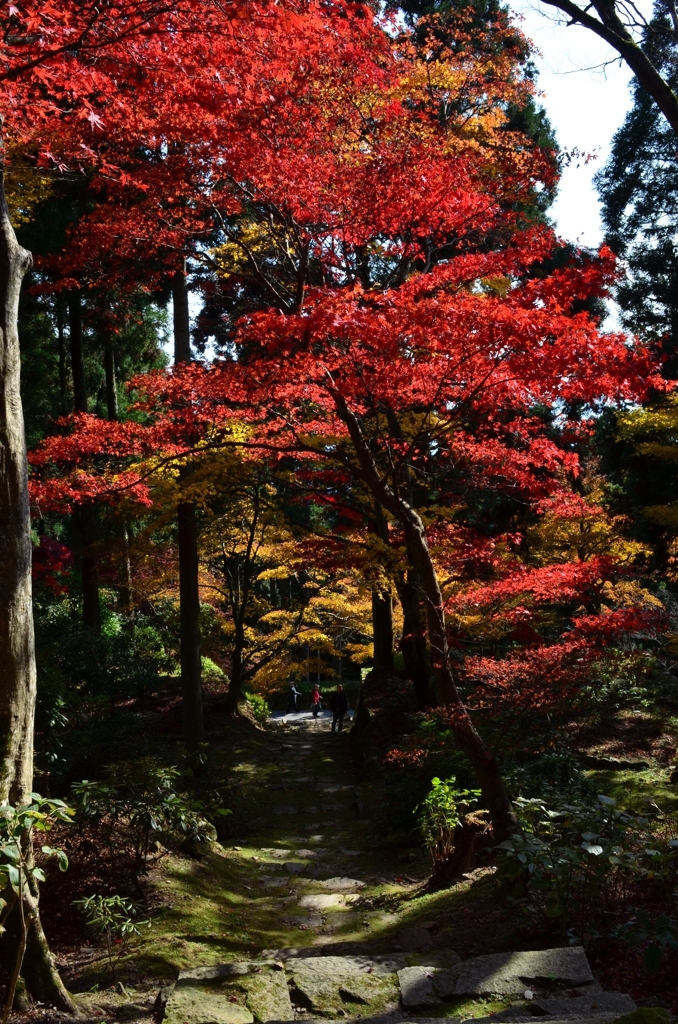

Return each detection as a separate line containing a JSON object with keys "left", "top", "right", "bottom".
{"left": 310, "top": 683, "right": 323, "bottom": 718}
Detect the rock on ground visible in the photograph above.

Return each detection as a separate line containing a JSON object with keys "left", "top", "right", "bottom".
{"left": 165, "top": 962, "right": 294, "bottom": 1024}
{"left": 286, "top": 955, "right": 404, "bottom": 1018}
{"left": 432, "top": 946, "right": 595, "bottom": 997}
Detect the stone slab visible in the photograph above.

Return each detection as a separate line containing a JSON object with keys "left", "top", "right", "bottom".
{"left": 286, "top": 955, "right": 403, "bottom": 1018}
{"left": 535, "top": 991, "right": 636, "bottom": 1017}
{"left": 320, "top": 877, "right": 366, "bottom": 891}
{"left": 397, "top": 967, "right": 441, "bottom": 1009}
{"left": 433, "top": 947, "right": 595, "bottom": 997}
{"left": 299, "top": 894, "right": 344, "bottom": 911}
{"left": 164, "top": 986, "right": 254, "bottom": 1024}
{"left": 467, "top": 1017, "right": 618, "bottom": 1024}
{"left": 169, "top": 963, "right": 294, "bottom": 1024}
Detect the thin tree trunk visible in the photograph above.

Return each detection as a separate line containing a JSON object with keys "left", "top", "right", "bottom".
{"left": 78, "top": 504, "right": 100, "bottom": 632}
{"left": 0, "top": 120, "right": 76, "bottom": 1012}
{"left": 67, "top": 292, "right": 87, "bottom": 415}
{"left": 104, "top": 343, "right": 118, "bottom": 422}
{"left": 226, "top": 631, "right": 245, "bottom": 715}
{"left": 368, "top": 503, "right": 395, "bottom": 675}
{"left": 395, "top": 568, "right": 437, "bottom": 710}
{"left": 55, "top": 296, "right": 68, "bottom": 417}
{"left": 540, "top": 0, "right": 678, "bottom": 134}
{"left": 103, "top": 344, "right": 133, "bottom": 611}
{"left": 333, "top": 392, "right": 517, "bottom": 839}
{"left": 171, "top": 262, "right": 191, "bottom": 364}
{"left": 173, "top": 265, "right": 204, "bottom": 748}
{"left": 69, "top": 292, "right": 100, "bottom": 632}
{"left": 178, "top": 500, "right": 203, "bottom": 746}
{"left": 371, "top": 589, "right": 395, "bottom": 673}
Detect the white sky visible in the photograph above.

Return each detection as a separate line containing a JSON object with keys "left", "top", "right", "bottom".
{"left": 509, "top": 0, "right": 639, "bottom": 247}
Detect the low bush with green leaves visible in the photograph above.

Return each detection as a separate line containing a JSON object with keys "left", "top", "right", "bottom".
{"left": 74, "top": 894, "right": 151, "bottom": 980}
{"left": 418, "top": 776, "right": 480, "bottom": 869}
{"left": 71, "top": 759, "right": 230, "bottom": 883}
{"left": 498, "top": 793, "right": 678, "bottom": 943}
{"left": 246, "top": 692, "right": 270, "bottom": 724}
{"left": 0, "top": 796, "right": 73, "bottom": 1016}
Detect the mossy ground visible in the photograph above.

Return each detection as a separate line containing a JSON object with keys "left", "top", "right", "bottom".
{"left": 57, "top": 711, "right": 517, "bottom": 1018}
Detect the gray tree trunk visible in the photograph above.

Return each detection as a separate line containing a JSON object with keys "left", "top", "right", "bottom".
{"left": 332, "top": 391, "right": 517, "bottom": 840}
{"left": 0, "top": 123, "right": 76, "bottom": 1011}
{"left": 173, "top": 265, "right": 204, "bottom": 749}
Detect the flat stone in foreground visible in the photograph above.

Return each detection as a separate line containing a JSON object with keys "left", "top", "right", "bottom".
{"left": 433, "top": 947, "right": 595, "bottom": 997}
{"left": 166, "top": 962, "right": 294, "bottom": 1024}
{"left": 397, "top": 966, "right": 441, "bottom": 1009}
{"left": 286, "top": 955, "right": 403, "bottom": 1018}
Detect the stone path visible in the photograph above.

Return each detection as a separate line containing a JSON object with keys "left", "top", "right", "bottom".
{"left": 161, "top": 715, "right": 639, "bottom": 1024}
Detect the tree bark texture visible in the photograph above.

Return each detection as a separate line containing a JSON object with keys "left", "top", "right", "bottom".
{"left": 395, "top": 568, "right": 437, "bottom": 710}
{"left": 104, "top": 344, "right": 118, "bottom": 422}
{"left": 171, "top": 263, "right": 191, "bottom": 363}
{"left": 178, "top": 500, "right": 204, "bottom": 748}
{"left": 67, "top": 292, "right": 87, "bottom": 415}
{"left": 332, "top": 392, "right": 517, "bottom": 839}
{"left": 371, "top": 588, "right": 395, "bottom": 673}
{"left": 69, "top": 293, "right": 100, "bottom": 631}
{"left": 173, "top": 266, "right": 204, "bottom": 748}
{"left": 0, "top": 124, "right": 76, "bottom": 1012}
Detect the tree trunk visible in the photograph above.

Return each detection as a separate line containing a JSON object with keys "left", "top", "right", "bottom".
{"left": 540, "top": 0, "right": 678, "bottom": 135}
{"left": 0, "top": 121, "right": 76, "bottom": 1012}
{"left": 402, "top": 514, "right": 517, "bottom": 839}
{"left": 173, "top": 265, "right": 204, "bottom": 748}
{"left": 103, "top": 345, "right": 133, "bottom": 611}
{"left": 371, "top": 588, "right": 395, "bottom": 674}
{"left": 333, "top": 392, "right": 517, "bottom": 840}
{"left": 171, "top": 262, "right": 191, "bottom": 363}
{"left": 178, "top": 500, "right": 204, "bottom": 748}
{"left": 69, "top": 292, "right": 100, "bottom": 632}
{"left": 104, "top": 343, "right": 118, "bottom": 422}
{"left": 55, "top": 296, "right": 68, "bottom": 417}
{"left": 67, "top": 292, "right": 87, "bottom": 415}
{"left": 226, "top": 630, "right": 245, "bottom": 715}
{"left": 395, "top": 568, "right": 437, "bottom": 710}
{"left": 78, "top": 503, "right": 101, "bottom": 632}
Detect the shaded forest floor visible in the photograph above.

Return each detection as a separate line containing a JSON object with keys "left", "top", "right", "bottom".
{"left": 22, "top": 679, "right": 678, "bottom": 1020}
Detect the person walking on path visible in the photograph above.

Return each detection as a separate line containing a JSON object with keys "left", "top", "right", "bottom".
{"left": 311, "top": 683, "right": 323, "bottom": 718}
{"left": 329, "top": 684, "right": 348, "bottom": 732}
{"left": 286, "top": 681, "right": 301, "bottom": 713}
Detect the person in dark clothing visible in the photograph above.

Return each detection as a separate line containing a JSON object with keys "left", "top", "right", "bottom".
{"left": 286, "top": 682, "right": 301, "bottom": 713}
{"left": 329, "top": 684, "right": 348, "bottom": 732}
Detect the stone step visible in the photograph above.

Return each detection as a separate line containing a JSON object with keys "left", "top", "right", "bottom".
{"left": 160, "top": 948, "right": 637, "bottom": 1024}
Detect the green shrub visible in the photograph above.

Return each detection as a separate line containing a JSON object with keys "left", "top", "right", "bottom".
{"left": 616, "top": 908, "right": 678, "bottom": 974}
{"left": 201, "top": 656, "right": 226, "bottom": 683}
{"left": 34, "top": 600, "right": 176, "bottom": 776}
{"left": 74, "top": 894, "right": 150, "bottom": 980}
{"left": 418, "top": 776, "right": 480, "bottom": 869}
{"left": 246, "top": 692, "right": 270, "bottom": 724}
{"left": 71, "top": 760, "right": 230, "bottom": 882}
{"left": 498, "top": 793, "right": 678, "bottom": 942}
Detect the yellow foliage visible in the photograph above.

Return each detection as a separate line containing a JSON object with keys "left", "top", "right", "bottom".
{"left": 5, "top": 148, "right": 55, "bottom": 226}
